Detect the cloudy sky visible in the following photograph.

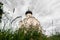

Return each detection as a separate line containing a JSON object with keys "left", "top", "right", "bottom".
{"left": 0, "top": 0, "right": 60, "bottom": 36}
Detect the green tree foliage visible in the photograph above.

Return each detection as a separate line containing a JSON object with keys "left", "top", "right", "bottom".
{"left": 0, "top": 2, "right": 3, "bottom": 22}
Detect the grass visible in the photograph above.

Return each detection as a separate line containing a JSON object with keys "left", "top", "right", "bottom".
{"left": 48, "top": 32, "right": 60, "bottom": 40}
{"left": 0, "top": 26, "right": 60, "bottom": 40}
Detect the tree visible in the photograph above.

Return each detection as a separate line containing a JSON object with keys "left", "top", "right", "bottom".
{"left": 0, "top": 2, "right": 3, "bottom": 22}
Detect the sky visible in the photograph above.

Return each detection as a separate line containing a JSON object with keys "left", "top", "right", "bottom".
{"left": 0, "top": 0, "right": 60, "bottom": 36}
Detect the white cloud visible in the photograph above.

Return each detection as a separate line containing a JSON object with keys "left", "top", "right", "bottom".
{"left": 1, "top": 0, "right": 60, "bottom": 36}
